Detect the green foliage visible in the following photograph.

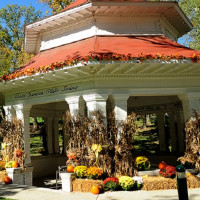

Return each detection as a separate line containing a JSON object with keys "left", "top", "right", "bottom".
{"left": 0, "top": 198, "right": 16, "bottom": 200}
{"left": 39, "top": 0, "right": 73, "bottom": 13}
{"left": 0, "top": 5, "right": 42, "bottom": 77}
{"left": 104, "top": 181, "right": 118, "bottom": 191}
{"left": 179, "top": 0, "right": 200, "bottom": 50}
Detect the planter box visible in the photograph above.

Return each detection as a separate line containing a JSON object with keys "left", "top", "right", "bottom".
{"left": 6, "top": 167, "right": 33, "bottom": 186}
{"left": 137, "top": 169, "right": 160, "bottom": 176}
{"left": 59, "top": 172, "right": 76, "bottom": 192}
{"left": 72, "top": 179, "right": 103, "bottom": 192}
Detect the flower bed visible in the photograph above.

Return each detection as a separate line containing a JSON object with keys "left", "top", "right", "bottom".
{"left": 142, "top": 174, "right": 200, "bottom": 190}
{"left": 72, "top": 179, "right": 103, "bottom": 192}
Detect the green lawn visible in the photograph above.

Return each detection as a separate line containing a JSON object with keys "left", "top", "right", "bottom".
{"left": 0, "top": 198, "right": 16, "bottom": 200}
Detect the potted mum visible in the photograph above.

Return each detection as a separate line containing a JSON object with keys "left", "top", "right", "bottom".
{"left": 103, "top": 177, "right": 119, "bottom": 191}
{"left": 119, "top": 176, "right": 134, "bottom": 191}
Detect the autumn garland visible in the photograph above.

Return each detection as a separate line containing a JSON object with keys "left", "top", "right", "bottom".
{"left": 0, "top": 53, "right": 200, "bottom": 82}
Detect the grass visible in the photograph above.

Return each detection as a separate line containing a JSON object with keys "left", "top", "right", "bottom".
{"left": 0, "top": 198, "right": 16, "bottom": 200}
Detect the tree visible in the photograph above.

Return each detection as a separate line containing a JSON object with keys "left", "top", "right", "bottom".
{"left": 179, "top": 0, "right": 200, "bottom": 50}
{"left": 39, "top": 0, "right": 73, "bottom": 13}
{"left": 0, "top": 5, "right": 42, "bottom": 77}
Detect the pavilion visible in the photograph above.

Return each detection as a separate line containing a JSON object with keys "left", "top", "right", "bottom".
{"left": 0, "top": 0, "right": 200, "bottom": 184}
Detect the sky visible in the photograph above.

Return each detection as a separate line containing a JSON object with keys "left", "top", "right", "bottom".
{"left": 0, "top": 0, "right": 50, "bottom": 15}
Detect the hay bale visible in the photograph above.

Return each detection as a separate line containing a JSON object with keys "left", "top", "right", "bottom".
{"left": 0, "top": 171, "right": 8, "bottom": 182}
{"left": 142, "top": 176, "right": 177, "bottom": 190}
{"left": 142, "top": 175, "right": 200, "bottom": 190}
{"left": 187, "top": 174, "right": 200, "bottom": 188}
{"left": 72, "top": 179, "right": 103, "bottom": 192}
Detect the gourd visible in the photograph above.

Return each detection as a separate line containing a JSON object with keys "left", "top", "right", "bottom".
{"left": 91, "top": 185, "right": 100, "bottom": 194}
{"left": 67, "top": 165, "right": 74, "bottom": 173}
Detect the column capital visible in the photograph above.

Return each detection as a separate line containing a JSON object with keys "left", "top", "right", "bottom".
{"left": 178, "top": 93, "right": 200, "bottom": 100}
{"left": 65, "top": 96, "right": 80, "bottom": 104}
{"left": 83, "top": 94, "right": 108, "bottom": 102}
{"left": 13, "top": 104, "right": 32, "bottom": 111}
{"left": 113, "top": 94, "right": 129, "bottom": 101}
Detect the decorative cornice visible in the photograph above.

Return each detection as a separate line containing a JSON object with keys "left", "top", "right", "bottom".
{"left": 95, "top": 73, "right": 200, "bottom": 80}
{"left": 1, "top": 53, "right": 199, "bottom": 82}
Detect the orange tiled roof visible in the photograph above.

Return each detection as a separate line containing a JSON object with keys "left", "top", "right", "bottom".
{"left": 20, "top": 35, "right": 199, "bottom": 72}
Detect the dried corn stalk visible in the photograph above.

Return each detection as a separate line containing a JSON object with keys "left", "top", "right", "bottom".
{"left": 178, "top": 111, "right": 200, "bottom": 172}
{"left": 114, "top": 113, "right": 137, "bottom": 176}
{"left": 0, "top": 117, "right": 25, "bottom": 169}
{"left": 64, "top": 110, "right": 137, "bottom": 176}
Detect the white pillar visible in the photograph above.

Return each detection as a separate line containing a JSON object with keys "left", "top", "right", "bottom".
{"left": 169, "top": 111, "right": 177, "bottom": 152}
{"left": 44, "top": 117, "right": 54, "bottom": 155}
{"left": 13, "top": 104, "right": 32, "bottom": 166}
{"left": 83, "top": 94, "right": 108, "bottom": 124}
{"left": 79, "top": 96, "right": 86, "bottom": 117}
{"left": 65, "top": 96, "right": 80, "bottom": 117}
{"left": 175, "top": 110, "right": 185, "bottom": 153}
{"left": 3, "top": 105, "right": 15, "bottom": 121}
{"left": 53, "top": 117, "right": 60, "bottom": 154}
{"left": 113, "top": 94, "right": 129, "bottom": 122}
{"left": 179, "top": 93, "right": 200, "bottom": 121}
{"left": 157, "top": 113, "right": 166, "bottom": 152}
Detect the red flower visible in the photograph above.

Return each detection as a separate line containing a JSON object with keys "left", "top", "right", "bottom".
{"left": 103, "top": 177, "right": 119, "bottom": 186}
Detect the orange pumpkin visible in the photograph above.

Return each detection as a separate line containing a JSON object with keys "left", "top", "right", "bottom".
{"left": 158, "top": 161, "right": 167, "bottom": 169}
{"left": 67, "top": 165, "right": 74, "bottom": 173}
{"left": 12, "top": 161, "right": 18, "bottom": 168}
{"left": 91, "top": 185, "right": 100, "bottom": 194}
{"left": 4, "top": 176, "right": 12, "bottom": 184}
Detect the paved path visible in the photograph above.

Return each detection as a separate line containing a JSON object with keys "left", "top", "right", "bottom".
{"left": 0, "top": 183, "right": 200, "bottom": 200}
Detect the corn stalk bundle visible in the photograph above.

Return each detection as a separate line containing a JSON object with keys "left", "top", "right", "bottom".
{"left": 114, "top": 113, "right": 137, "bottom": 176}
{"left": 0, "top": 117, "right": 25, "bottom": 168}
{"left": 65, "top": 110, "right": 137, "bottom": 176}
{"left": 178, "top": 112, "right": 200, "bottom": 172}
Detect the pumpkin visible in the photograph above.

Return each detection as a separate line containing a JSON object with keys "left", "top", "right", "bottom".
{"left": 4, "top": 176, "right": 12, "bottom": 184}
{"left": 91, "top": 185, "right": 100, "bottom": 194}
{"left": 12, "top": 161, "right": 18, "bottom": 168}
{"left": 67, "top": 165, "right": 74, "bottom": 173}
{"left": 158, "top": 161, "right": 167, "bottom": 169}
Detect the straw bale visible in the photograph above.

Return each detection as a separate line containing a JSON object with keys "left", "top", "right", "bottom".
{"left": 0, "top": 171, "right": 8, "bottom": 182}
{"left": 142, "top": 175, "right": 200, "bottom": 190}
{"left": 72, "top": 179, "right": 103, "bottom": 192}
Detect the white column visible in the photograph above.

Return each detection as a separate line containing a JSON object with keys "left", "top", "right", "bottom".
{"left": 3, "top": 105, "right": 15, "bottom": 121}
{"left": 53, "top": 117, "right": 60, "bottom": 154}
{"left": 65, "top": 96, "right": 80, "bottom": 117}
{"left": 83, "top": 94, "right": 108, "bottom": 124}
{"left": 169, "top": 111, "right": 177, "bottom": 152}
{"left": 179, "top": 93, "right": 200, "bottom": 121}
{"left": 44, "top": 117, "right": 54, "bottom": 155}
{"left": 157, "top": 113, "right": 166, "bottom": 152}
{"left": 13, "top": 104, "right": 32, "bottom": 166}
{"left": 113, "top": 94, "right": 129, "bottom": 122}
{"left": 79, "top": 96, "right": 86, "bottom": 117}
{"left": 175, "top": 110, "right": 185, "bottom": 153}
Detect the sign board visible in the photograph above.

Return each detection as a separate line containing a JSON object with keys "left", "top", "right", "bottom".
{"left": 14, "top": 85, "right": 79, "bottom": 100}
